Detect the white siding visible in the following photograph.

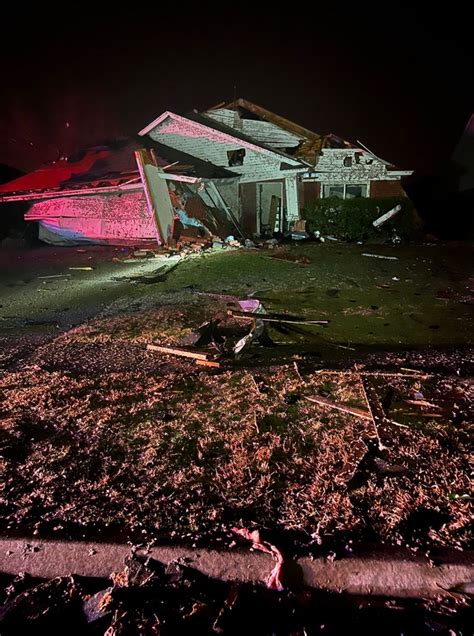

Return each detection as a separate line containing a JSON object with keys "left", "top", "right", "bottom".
{"left": 146, "top": 115, "right": 306, "bottom": 184}
{"left": 314, "top": 148, "right": 399, "bottom": 183}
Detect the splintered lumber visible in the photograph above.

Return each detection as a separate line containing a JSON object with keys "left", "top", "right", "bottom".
{"left": 314, "top": 370, "right": 432, "bottom": 379}
{"left": 146, "top": 344, "right": 210, "bottom": 361}
{"left": 230, "top": 310, "right": 329, "bottom": 326}
{"left": 304, "top": 395, "right": 372, "bottom": 420}
{"left": 361, "top": 378, "right": 391, "bottom": 449}
{"left": 404, "top": 399, "right": 441, "bottom": 409}
{"left": 361, "top": 253, "right": 398, "bottom": 261}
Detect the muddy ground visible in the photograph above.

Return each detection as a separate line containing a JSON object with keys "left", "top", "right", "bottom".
{"left": 1, "top": 243, "right": 472, "bottom": 550}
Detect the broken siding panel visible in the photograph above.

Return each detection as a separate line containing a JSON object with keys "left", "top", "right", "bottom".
{"left": 315, "top": 149, "right": 399, "bottom": 183}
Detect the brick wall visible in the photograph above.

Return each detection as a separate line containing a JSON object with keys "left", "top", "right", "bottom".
{"left": 370, "top": 180, "right": 407, "bottom": 198}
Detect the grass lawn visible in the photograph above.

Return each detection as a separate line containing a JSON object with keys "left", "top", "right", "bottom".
{"left": 0, "top": 243, "right": 472, "bottom": 549}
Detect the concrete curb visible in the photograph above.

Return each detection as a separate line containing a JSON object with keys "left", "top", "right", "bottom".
{"left": 1, "top": 538, "right": 473, "bottom": 599}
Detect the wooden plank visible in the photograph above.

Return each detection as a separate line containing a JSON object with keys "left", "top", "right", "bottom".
{"left": 361, "top": 378, "right": 391, "bottom": 449}
{"left": 135, "top": 149, "right": 175, "bottom": 246}
{"left": 304, "top": 395, "right": 372, "bottom": 420}
{"left": 146, "top": 344, "right": 209, "bottom": 361}
{"left": 230, "top": 310, "right": 328, "bottom": 325}
{"left": 195, "top": 359, "right": 220, "bottom": 368}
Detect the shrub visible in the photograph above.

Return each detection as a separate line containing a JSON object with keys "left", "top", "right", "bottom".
{"left": 302, "top": 196, "right": 423, "bottom": 243}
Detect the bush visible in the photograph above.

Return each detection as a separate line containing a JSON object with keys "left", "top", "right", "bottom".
{"left": 302, "top": 196, "right": 423, "bottom": 243}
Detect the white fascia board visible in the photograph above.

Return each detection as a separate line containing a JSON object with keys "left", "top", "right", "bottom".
{"left": 138, "top": 111, "right": 174, "bottom": 136}
{"left": 387, "top": 170, "right": 414, "bottom": 177}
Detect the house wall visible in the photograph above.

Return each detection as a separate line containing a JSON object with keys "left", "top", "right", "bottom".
{"left": 145, "top": 117, "right": 304, "bottom": 184}
{"left": 316, "top": 148, "right": 397, "bottom": 183}
{"left": 215, "top": 181, "right": 240, "bottom": 218}
{"left": 370, "top": 180, "right": 407, "bottom": 197}
{"left": 300, "top": 148, "right": 408, "bottom": 203}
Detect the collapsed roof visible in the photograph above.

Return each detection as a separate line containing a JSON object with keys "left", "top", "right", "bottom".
{"left": 0, "top": 137, "right": 236, "bottom": 202}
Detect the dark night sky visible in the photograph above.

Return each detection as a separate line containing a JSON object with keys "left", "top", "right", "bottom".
{"left": 1, "top": 4, "right": 472, "bottom": 174}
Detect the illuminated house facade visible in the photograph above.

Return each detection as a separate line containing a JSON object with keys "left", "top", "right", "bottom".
{"left": 0, "top": 98, "right": 412, "bottom": 245}
{"left": 203, "top": 99, "right": 412, "bottom": 211}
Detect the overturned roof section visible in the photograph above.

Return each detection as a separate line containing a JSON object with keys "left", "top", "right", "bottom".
{"left": 0, "top": 138, "right": 236, "bottom": 202}
{"left": 206, "top": 98, "right": 323, "bottom": 166}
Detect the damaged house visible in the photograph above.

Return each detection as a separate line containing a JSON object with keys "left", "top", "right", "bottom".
{"left": 203, "top": 99, "right": 413, "bottom": 204}
{"left": 0, "top": 98, "right": 413, "bottom": 245}
{"left": 0, "top": 138, "right": 240, "bottom": 246}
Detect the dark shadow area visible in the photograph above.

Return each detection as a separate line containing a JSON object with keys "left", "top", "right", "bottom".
{"left": 1, "top": 555, "right": 472, "bottom": 635}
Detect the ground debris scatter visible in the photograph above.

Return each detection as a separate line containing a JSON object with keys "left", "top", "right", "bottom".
{"left": 0, "top": 243, "right": 472, "bottom": 634}
{"left": 0, "top": 554, "right": 472, "bottom": 635}
{"left": 1, "top": 310, "right": 471, "bottom": 550}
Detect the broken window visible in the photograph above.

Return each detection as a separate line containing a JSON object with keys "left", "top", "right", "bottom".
{"left": 343, "top": 156, "right": 352, "bottom": 167}
{"left": 323, "top": 184, "right": 368, "bottom": 199}
{"left": 227, "top": 149, "right": 246, "bottom": 166}
{"left": 355, "top": 152, "right": 362, "bottom": 164}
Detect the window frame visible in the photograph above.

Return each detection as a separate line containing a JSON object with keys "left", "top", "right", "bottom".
{"left": 322, "top": 183, "right": 369, "bottom": 199}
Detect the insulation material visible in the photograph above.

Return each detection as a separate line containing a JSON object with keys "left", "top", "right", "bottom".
{"left": 170, "top": 181, "right": 236, "bottom": 239}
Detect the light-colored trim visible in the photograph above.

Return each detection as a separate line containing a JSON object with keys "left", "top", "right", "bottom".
{"left": 138, "top": 111, "right": 175, "bottom": 136}
{"left": 322, "top": 183, "right": 369, "bottom": 199}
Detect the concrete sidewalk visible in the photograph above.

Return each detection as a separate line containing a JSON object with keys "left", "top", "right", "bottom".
{"left": 1, "top": 537, "right": 472, "bottom": 598}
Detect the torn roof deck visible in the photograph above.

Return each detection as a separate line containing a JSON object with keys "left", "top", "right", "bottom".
{"left": 0, "top": 137, "right": 237, "bottom": 203}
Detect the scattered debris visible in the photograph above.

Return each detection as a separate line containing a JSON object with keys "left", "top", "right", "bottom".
{"left": 304, "top": 394, "right": 372, "bottom": 420}
{"left": 361, "top": 253, "right": 399, "bottom": 260}
{"left": 233, "top": 528, "right": 284, "bottom": 591}
{"left": 37, "top": 274, "right": 71, "bottom": 280}
{"left": 372, "top": 204, "right": 402, "bottom": 228}
{"left": 146, "top": 343, "right": 215, "bottom": 362}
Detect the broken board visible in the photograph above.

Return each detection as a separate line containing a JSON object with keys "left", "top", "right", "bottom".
{"left": 135, "top": 149, "right": 175, "bottom": 246}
